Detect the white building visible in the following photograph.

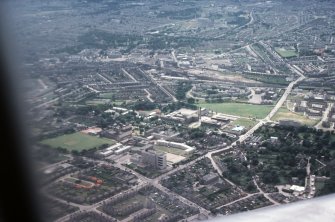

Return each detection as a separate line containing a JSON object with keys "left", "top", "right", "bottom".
{"left": 141, "top": 150, "right": 167, "bottom": 170}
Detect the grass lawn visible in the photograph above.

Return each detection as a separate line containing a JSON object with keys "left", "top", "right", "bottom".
{"left": 99, "top": 92, "right": 114, "bottom": 99}
{"left": 275, "top": 47, "right": 298, "bottom": 58}
{"left": 154, "top": 145, "right": 187, "bottom": 156}
{"left": 244, "top": 74, "right": 289, "bottom": 85}
{"left": 272, "top": 108, "right": 319, "bottom": 126}
{"left": 112, "top": 101, "right": 126, "bottom": 105}
{"left": 85, "top": 99, "right": 111, "bottom": 105}
{"left": 231, "top": 118, "right": 258, "bottom": 129}
{"left": 40, "top": 132, "right": 116, "bottom": 151}
{"left": 197, "top": 102, "right": 273, "bottom": 119}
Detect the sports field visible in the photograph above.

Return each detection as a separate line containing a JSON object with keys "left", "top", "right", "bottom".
{"left": 40, "top": 132, "right": 116, "bottom": 151}
{"left": 275, "top": 47, "right": 298, "bottom": 58}
{"left": 231, "top": 118, "right": 258, "bottom": 129}
{"left": 197, "top": 102, "right": 273, "bottom": 119}
{"left": 272, "top": 108, "right": 319, "bottom": 126}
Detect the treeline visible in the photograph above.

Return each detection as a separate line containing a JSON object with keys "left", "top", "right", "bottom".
{"left": 175, "top": 81, "right": 192, "bottom": 100}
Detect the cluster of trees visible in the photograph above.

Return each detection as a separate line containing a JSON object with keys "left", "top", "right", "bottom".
{"left": 130, "top": 101, "right": 157, "bottom": 111}
{"left": 319, "top": 172, "right": 335, "bottom": 196}
{"left": 243, "top": 73, "right": 289, "bottom": 85}
{"left": 188, "top": 128, "right": 205, "bottom": 139}
{"left": 249, "top": 125, "right": 335, "bottom": 186}
{"left": 161, "top": 101, "right": 197, "bottom": 113}
{"left": 175, "top": 81, "right": 192, "bottom": 100}
{"left": 222, "top": 156, "right": 257, "bottom": 192}
{"left": 35, "top": 145, "right": 67, "bottom": 163}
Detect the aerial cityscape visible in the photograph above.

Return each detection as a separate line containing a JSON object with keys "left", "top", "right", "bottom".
{"left": 9, "top": 0, "right": 335, "bottom": 221}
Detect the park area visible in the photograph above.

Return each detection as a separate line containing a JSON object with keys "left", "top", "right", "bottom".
{"left": 272, "top": 108, "right": 319, "bottom": 126}
{"left": 40, "top": 132, "right": 116, "bottom": 151}
{"left": 197, "top": 102, "right": 273, "bottom": 119}
{"left": 231, "top": 118, "right": 258, "bottom": 129}
{"left": 275, "top": 47, "right": 298, "bottom": 58}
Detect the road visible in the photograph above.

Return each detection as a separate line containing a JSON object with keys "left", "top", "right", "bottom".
{"left": 216, "top": 193, "right": 258, "bottom": 209}
{"left": 122, "top": 68, "right": 137, "bottom": 82}
{"left": 54, "top": 181, "right": 149, "bottom": 222}
{"left": 144, "top": 89, "right": 154, "bottom": 102}
{"left": 38, "top": 78, "right": 48, "bottom": 90}
{"left": 315, "top": 103, "right": 333, "bottom": 129}
{"left": 205, "top": 147, "right": 245, "bottom": 193}
{"left": 84, "top": 84, "right": 100, "bottom": 93}
{"left": 113, "top": 162, "right": 211, "bottom": 216}
{"left": 253, "top": 178, "right": 280, "bottom": 205}
{"left": 139, "top": 68, "right": 178, "bottom": 102}
{"left": 171, "top": 49, "right": 179, "bottom": 67}
{"left": 97, "top": 73, "right": 113, "bottom": 84}
{"left": 204, "top": 67, "right": 306, "bottom": 205}
{"left": 265, "top": 74, "right": 306, "bottom": 122}
{"left": 52, "top": 64, "right": 306, "bottom": 221}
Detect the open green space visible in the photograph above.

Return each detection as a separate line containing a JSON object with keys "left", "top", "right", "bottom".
{"left": 275, "top": 47, "right": 298, "bottom": 58}
{"left": 197, "top": 102, "right": 273, "bottom": 119}
{"left": 154, "top": 145, "right": 187, "bottom": 156}
{"left": 40, "top": 132, "right": 116, "bottom": 151}
{"left": 231, "top": 118, "right": 258, "bottom": 129}
{"left": 99, "top": 92, "right": 114, "bottom": 99}
{"left": 272, "top": 107, "right": 319, "bottom": 126}
{"left": 85, "top": 99, "right": 111, "bottom": 105}
{"left": 34, "top": 146, "right": 69, "bottom": 164}
{"left": 243, "top": 73, "right": 289, "bottom": 85}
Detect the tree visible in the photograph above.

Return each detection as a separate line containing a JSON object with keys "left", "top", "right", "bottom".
{"left": 71, "top": 150, "right": 79, "bottom": 156}
{"left": 320, "top": 173, "right": 335, "bottom": 196}
{"left": 187, "top": 97, "right": 195, "bottom": 104}
{"left": 246, "top": 181, "right": 256, "bottom": 192}
{"left": 251, "top": 159, "right": 259, "bottom": 166}
{"left": 262, "top": 170, "right": 279, "bottom": 184}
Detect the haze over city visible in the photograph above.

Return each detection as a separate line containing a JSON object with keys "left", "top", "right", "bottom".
{"left": 6, "top": 0, "right": 335, "bottom": 221}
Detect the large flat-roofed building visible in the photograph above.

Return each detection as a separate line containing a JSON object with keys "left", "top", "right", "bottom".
{"left": 100, "top": 127, "right": 132, "bottom": 141}
{"left": 141, "top": 149, "right": 167, "bottom": 170}
{"left": 162, "top": 108, "right": 199, "bottom": 124}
